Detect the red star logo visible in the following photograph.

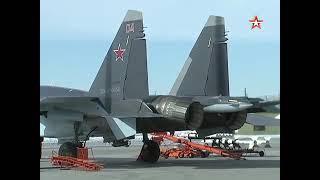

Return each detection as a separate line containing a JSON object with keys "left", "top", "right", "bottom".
{"left": 113, "top": 44, "right": 126, "bottom": 61}
{"left": 249, "top": 16, "right": 263, "bottom": 29}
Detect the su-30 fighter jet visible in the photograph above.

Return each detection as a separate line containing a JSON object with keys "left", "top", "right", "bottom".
{"left": 40, "top": 10, "right": 279, "bottom": 163}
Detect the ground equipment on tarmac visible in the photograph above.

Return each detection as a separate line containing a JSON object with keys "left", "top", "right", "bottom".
{"left": 186, "top": 134, "right": 265, "bottom": 157}
{"left": 50, "top": 149, "right": 103, "bottom": 171}
{"left": 152, "top": 132, "right": 245, "bottom": 160}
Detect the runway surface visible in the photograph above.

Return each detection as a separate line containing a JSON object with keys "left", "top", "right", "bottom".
{"left": 40, "top": 138, "right": 280, "bottom": 180}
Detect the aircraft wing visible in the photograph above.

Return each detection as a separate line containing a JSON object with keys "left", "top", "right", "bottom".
{"left": 40, "top": 96, "right": 107, "bottom": 117}
{"left": 40, "top": 96, "right": 162, "bottom": 140}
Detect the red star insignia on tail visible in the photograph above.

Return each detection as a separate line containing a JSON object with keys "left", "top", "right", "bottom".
{"left": 249, "top": 16, "right": 263, "bottom": 29}
{"left": 113, "top": 44, "right": 126, "bottom": 61}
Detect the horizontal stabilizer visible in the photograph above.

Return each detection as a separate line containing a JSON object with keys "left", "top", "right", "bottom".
{"left": 197, "top": 127, "right": 234, "bottom": 138}
{"left": 246, "top": 114, "right": 280, "bottom": 126}
{"left": 106, "top": 117, "right": 136, "bottom": 140}
{"left": 259, "top": 100, "right": 280, "bottom": 107}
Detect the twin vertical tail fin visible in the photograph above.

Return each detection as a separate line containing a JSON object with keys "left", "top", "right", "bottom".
{"left": 170, "top": 16, "right": 229, "bottom": 97}
{"left": 89, "top": 13, "right": 228, "bottom": 113}
{"left": 89, "top": 10, "right": 148, "bottom": 112}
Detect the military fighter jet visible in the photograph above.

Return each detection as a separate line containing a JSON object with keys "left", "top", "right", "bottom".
{"left": 41, "top": 10, "right": 158, "bottom": 160}
{"left": 40, "top": 10, "right": 279, "bottom": 163}
{"left": 144, "top": 14, "right": 279, "bottom": 138}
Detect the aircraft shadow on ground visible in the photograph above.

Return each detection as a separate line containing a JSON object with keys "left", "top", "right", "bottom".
{"left": 242, "top": 155, "right": 280, "bottom": 157}
{"left": 40, "top": 166, "right": 61, "bottom": 170}
{"left": 96, "top": 157, "right": 280, "bottom": 170}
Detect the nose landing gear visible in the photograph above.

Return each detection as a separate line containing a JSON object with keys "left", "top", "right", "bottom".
{"left": 58, "top": 142, "right": 82, "bottom": 158}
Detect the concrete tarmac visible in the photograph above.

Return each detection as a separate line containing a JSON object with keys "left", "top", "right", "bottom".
{"left": 40, "top": 139, "right": 280, "bottom": 180}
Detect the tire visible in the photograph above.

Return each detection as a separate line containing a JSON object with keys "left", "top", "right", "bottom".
{"left": 40, "top": 137, "right": 44, "bottom": 159}
{"left": 40, "top": 142, "right": 42, "bottom": 159}
{"left": 206, "top": 152, "right": 210, "bottom": 157}
{"left": 259, "top": 151, "right": 265, "bottom": 157}
{"left": 201, "top": 151, "right": 209, "bottom": 158}
{"left": 58, "top": 142, "right": 77, "bottom": 157}
{"left": 140, "top": 140, "right": 160, "bottom": 163}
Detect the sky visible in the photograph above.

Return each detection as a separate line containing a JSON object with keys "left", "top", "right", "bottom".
{"left": 40, "top": 0, "right": 279, "bottom": 134}
{"left": 41, "top": 0, "right": 279, "bottom": 97}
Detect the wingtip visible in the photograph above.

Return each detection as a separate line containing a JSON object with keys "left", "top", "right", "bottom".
{"left": 205, "top": 15, "right": 225, "bottom": 27}
{"left": 123, "top": 10, "right": 143, "bottom": 22}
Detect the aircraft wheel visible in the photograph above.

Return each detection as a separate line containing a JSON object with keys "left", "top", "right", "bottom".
{"left": 40, "top": 143, "right": 42, "bottom": 159}
{"left": 140, "top": 140, "right": 160, "bottom": 163}
{"left": 58, "top": 142, "right": 77, "bottom": 157}
{"left": 259, "top": 151, "right": 265, "bottom": 157}
{"left": 201, "top": 151, "right": 209, "bottom": 158}
{"left": 40, "top": 137, "right": 44, "bottom": 159}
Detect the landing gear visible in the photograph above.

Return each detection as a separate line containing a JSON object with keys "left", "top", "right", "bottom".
{"left": 259, "top": 151, "right": 265, "bottom": 157}
{"left": 40, "top": 136, "right": 44, "bottom": 159}
{"left": 58, "top": 122, "right": 83, "bottom": 157}
{"left": 200, "top": 151, "right": 210, "bottom": 158}
{"left": 137, "top": 133, "right": 160, "bottom": 163}
{"left": 58, "top": 142, "right": 79, "bottom": 157}
{"left": 138, "top": 140, "right": 160, "bottom": 163}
